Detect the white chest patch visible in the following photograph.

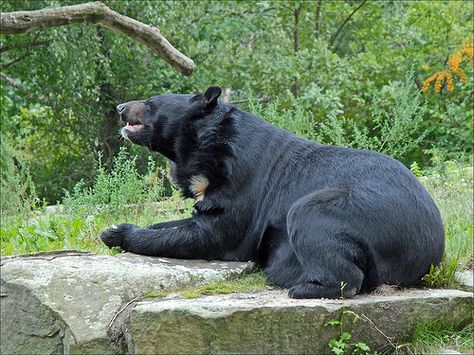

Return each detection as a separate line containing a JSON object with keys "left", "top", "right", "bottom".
{"left": 189, "top": 175, "right": 209, "bottom": 201}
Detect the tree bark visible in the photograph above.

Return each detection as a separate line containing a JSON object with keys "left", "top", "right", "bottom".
{"left": 292, "top": 4, "right": 302, "bottom": 98}
{"left": 315, "top": 0, "right": 322, "bottom": 40}
{"left": 0, "top": 2, "right": 195, "bottom": 76}
{"left": 0, "top": 72, "right": 25, "bottom": 90}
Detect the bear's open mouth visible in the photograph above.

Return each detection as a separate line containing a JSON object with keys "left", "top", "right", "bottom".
{"left": 124, "top": 121, "right": 144, "bottom": 133}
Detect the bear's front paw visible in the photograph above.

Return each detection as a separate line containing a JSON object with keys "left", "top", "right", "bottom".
{"left": 100, "top": 223, "right": 136, "bottom": 249}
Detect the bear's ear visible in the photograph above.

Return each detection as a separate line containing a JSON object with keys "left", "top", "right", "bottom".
{"left": 203, "top": 86, "right": 222, "bottom": 108}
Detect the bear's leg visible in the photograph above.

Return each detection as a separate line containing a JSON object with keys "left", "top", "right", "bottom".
{"left": 263, "top": 240, "right": 305, "bottom": 289}
{"left": 100, "top": 218, "right": 223, "bottom": 259}
{"left": 146, "top": 219, "right": 189, "bottom": 230}
{"left": 286, "top": 188, "right": 379, "bottom": 299}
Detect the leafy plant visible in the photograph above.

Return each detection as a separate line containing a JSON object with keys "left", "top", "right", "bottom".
{"left": 410, "top": 161, "right": 423, "bottom": 177}
{"left": 314, "top": 71, "right": 429, "bottom": 164}
{"left": 422, "top": 39, "right": 473, "bottom": 93}
{"left": 422, "top": 257, "right": 459, "bottom": 289}
{"left": 1, "top": 146, "right": 192, "bottom": 256}
{"left": 1, "top": 212, "right": 113, "bottom": 255}
{"left": 325, "top": 309, "right": 371, "bottom": 355}
{"left": 247, "top": 96, "right": 316, "bottom": 140}
{"left": 63, "top": 146, "right": 165, "bottom": 211}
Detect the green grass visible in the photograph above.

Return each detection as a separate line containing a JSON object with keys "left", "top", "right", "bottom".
{"left": 417, "top": 162, "right": 473, "bottom": 288}
{"left": 421, "top": 162, "right": 473, "bottom": 269}
{"left": 0, "top": 197, "right": 193, "bottom": 256}
{"left": 401, "top": 319, "right": 473, "bottom": 354}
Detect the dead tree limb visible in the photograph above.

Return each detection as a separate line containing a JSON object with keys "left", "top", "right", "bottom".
{"left": 0, "top": 72, "right": 25, "bottom": 90}
{"left": 0, "top": 2, "right": 195, "bottom": 75}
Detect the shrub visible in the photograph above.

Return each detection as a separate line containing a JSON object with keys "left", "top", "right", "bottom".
{"left": 0, "top": 133, "right": 37, "bottom": 220}
{"left": 63, "top": 146, "right": 165, "bottom": 211}
{"left": 247, "top": 71, "right": 428, "bottom": 165}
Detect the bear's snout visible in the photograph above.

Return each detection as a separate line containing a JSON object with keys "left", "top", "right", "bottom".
{"left": 116, "top": 101, "right": 146, "bottom": 126}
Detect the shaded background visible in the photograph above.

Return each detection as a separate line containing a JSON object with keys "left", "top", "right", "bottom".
{"left": 1, "top": 0, "right": 473, "bottom": 204}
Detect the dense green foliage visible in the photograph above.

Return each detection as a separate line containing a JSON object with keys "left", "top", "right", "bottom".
{"left": 0, "top": 5, "right": 471, "bottom": 353}
{"left": 1, "top": 0, "right": 472, "bottom": 204}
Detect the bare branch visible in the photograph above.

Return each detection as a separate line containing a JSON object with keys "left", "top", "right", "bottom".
{"left": 3, "top": 50, "right": 34, "bottom": 68}
{"left": 329, "top": 0, "right": 368, "bottom": 48}
{"left": 414, "top": 79, "right": 422, "bottom": 92}
{"left": 0, "top": 2, "right": 195, "bottom": 75}
{"left": 1, "top": 72, "right": 25, "bottom": 90}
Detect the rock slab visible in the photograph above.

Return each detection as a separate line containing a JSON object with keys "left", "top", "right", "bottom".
{"left": 130, "top": 289, "right": 473, "bottom": 354}
{"left": 0, "top": 250, "right": 252, "bottom": 354}
{"left": 1, "top": 251, "right": 472, "bottom": 354}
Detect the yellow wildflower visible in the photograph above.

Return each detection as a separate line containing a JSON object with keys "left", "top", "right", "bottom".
{"left": 446, "top": 72, "right": 454, "bottom": 91}
{"left": 422, "top": 38, "right": 473, "bottom": 93}
{"left": 422, "top": 72, "right": 439, "bottom": 93}
{"left": 434, "top": 71, "right": 447, "bottom": 93}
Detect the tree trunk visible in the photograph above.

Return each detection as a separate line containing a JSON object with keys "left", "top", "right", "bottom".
{"left": 292, "top": 4, "right": 302, "bottom": 98}
{"left": 0, "top": 2, "right": 195, "bottom": 76}
{"left": 315, "top": 0, "right": 322, "bottom": 40}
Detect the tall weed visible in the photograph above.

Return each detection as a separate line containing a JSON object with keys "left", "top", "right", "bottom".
{"left": 63, "top": 146, "right": 165, "bottom": 211}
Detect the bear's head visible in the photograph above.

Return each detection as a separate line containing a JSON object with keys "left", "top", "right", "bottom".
{"left": 117, "top": 86, "right": 222, "bottom": 160}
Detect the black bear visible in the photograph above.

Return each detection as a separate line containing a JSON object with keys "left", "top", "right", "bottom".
{"left": 100, "top": 86, "right": 445, "bottom": 299}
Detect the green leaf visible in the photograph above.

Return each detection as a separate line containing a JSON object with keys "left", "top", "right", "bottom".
{"left": 325, "top": 320, "right": 342, "bottom": 327}
{"left": 354, "top": 342, "right": 371, "bottom": 352}
{"left": 340, "top": 332, "right": 352, "bottom": 341}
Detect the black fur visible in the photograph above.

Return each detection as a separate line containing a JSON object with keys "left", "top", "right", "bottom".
{"left": 101, "top": 86, "right": 445, "bottom": 299}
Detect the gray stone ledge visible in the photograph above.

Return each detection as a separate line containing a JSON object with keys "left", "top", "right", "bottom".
{"left": 130, "top": 289, "right": 473, "bottom": 354}
{"left": 1, "top": 251, "right": 253, "bottom": 354}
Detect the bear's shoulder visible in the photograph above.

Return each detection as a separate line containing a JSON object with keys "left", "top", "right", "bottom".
{"left": 172, "top": 105, "right": 237, "bottom": 199}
